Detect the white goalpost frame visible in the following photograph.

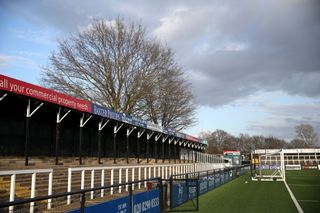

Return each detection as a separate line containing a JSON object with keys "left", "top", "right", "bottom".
{"left": 252, "top": 150, "right": 285, "bottom": 182}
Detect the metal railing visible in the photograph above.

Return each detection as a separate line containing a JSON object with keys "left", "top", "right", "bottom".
{"left": 167, "top": 165, "right": 251, "bottom": 210}
{"left": 0, "top": 169, "right": 53, "bottom": 213}
{"left": 66, "top": 163, "right": 225, "bottom": 204}
{"left": 0, "top": 177, "right": 163, "bottom": 213}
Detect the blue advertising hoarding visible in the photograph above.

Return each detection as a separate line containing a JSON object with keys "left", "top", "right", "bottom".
{"left": 68, "top": 196, "right": 129, "bottom": 213}
{"left": 91, "top": 103, "right": 123, "bottom": 121}
{"left": 133, "top": 189, "right": 160, "bottom": 213}
{"left": 172, "top": 181, "right": 197, "bottom": 208}
{"left": 208, "top": 175, "right": 215, "bottom": 190}
{"left": 199, "top": 178, "right": 208, "bottom": 195}
{"left": 68, "top": 189, "right": 160, "bottom": 213}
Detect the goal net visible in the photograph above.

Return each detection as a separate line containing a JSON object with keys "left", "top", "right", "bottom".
{"left": 252, "top": 150, "right": 285, "bottom": 181}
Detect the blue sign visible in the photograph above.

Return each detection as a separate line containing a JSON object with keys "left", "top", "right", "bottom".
{"left": 91, "top": 103, "right": 123, "bottom": 121}
{"left": 69, "top": 189, "right": 160, "bottom": 213}
{"left": 67, "top": 195, "right": 129, "bottom": 213}
{"left": 132, "top": 116, "right": 147, "bottom": 128}
{"left": 172, "top": 182, "right": 187, "bottom": 208}
{"left": 199, "top": 178, "right": 208, "bottom": 195}
{"left": 133, "top": 189, "right": 160, "bottom": 213}
{"left": 172, "top": 181, "right": 197, "bottom": 208}
{"left": 208, "top": 175, "right": 215, "bottom": 190}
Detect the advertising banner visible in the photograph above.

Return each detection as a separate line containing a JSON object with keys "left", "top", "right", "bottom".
{"left": 302, "top": 165, "right": 318, "bottom": 170}
{"left": 199, "top": 178, "right": 208, "bottom": 195}
{"left": 68, "top": 196, "right": 129, "bottom": 213}
{"left": 69, "top": 189, "right": 160, "bottom": 213}
{"left": 285, "top": 165, "right": 302, "bottom": 170}
{"left": 0, "top": 74, "right": 91, "bottom": 112}
{"left": 185, "top": 135, "right": 199, "bottom": 143}
{"left": 208, "top": 175, "right": 215, "bottom": 190}
{"left": 133, "top": 189, "right": 160, "bottom": 213}
{"left": 172, "top": 182, "right": 187, "bottom": 207}
{"left": 91, "top": 103, "right": 122, "bottom": 121}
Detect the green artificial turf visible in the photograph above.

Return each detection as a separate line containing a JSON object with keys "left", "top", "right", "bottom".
{"left": 172, "top": 174, "right": 297, "bottom": 213}
{"left": 286, "top": 170, "right": 320, "bottom": 213}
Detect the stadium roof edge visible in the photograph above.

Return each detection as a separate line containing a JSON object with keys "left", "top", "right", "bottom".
{"left": 0, "top": 74, "right": 206, "bottom": 145}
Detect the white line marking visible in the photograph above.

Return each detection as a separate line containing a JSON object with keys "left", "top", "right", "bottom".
{"left": 284, "top": 180, "right": 304, "bottom": 213}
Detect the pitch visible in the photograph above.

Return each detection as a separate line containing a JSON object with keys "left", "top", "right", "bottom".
{"left": 173, "top": 170, "right": 320, "bottom": 213}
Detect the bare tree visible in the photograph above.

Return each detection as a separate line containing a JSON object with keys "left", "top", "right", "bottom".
{"left": 140, "top": 67, "right": 196, "bottom": 130}
{"left": 42, "top": 18, "right": 196, "bottom": 129}
{"left": 295, "top": 124, "right": 318, "bottom": 147}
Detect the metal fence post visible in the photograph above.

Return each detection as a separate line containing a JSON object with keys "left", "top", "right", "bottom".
{"left": 159, "top": 178, "right": 163, "bottom": 212}
{"left": 80, "top": 192, "right": 86, "bottom": 213}
{"left": 129, "top": 184, "right": 133, "bottom": 213}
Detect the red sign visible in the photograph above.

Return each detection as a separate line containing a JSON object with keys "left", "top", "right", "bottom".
{"left": 185, "top": 135, "right": 199, "bottom": 142}
{"left": 0, "top": 74, "right": 91, "bottom": 112}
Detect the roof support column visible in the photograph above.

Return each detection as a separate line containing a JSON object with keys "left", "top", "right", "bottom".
{"left": 162, "top": 136, "right": 169, "bottom": 163}
{"left": 179, "top": 140, "right": 183, "bottom": 163}
{"left": 126, "top": 127, "right": 136, "bottom": 164}
{"left": 184, "top": 141, "right": 188, "bottom": 163}
{"left": 25, "top": 99, "right": 43, "bottom": 166}
{"left": 98, "top": 119, "right": 109, "bottom": 164}
{"left": 174, "top": 140, "right": 179, "bottom": 163}
{"left": 79, "top": 114, "right": 92, "bottom": 165}
{"left": 137, "top": 130, "right": 145, "bottom": 164}
{"left": 113, "top": 123, "right": 123, "bottom": 164}
{"left": 0, "top": 93, "right": 7, "bottom": 102}
{"left": 168, "top": 138, "right": 174, "bottom": 163}
{"left": 146, "top": 132, "right": 154, "bottom": 163}
{"left": 154, "top": 134, "right": 162, "bottom": 163}
{"left": 55, "top": 108, "right": 71, "bottom": 165}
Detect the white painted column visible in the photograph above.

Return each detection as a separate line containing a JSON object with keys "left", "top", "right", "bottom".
{"left": 9, "top": 174, "right": 16, "bottom": 213}
{"left": 110, "top": 169, "right": 114, "bottom": 195}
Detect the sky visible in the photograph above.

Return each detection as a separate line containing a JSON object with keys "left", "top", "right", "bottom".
{"left": 0, "top": 0, "right": 320, "bottom": 141}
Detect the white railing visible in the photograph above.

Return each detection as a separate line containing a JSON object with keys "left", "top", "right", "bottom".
{"left": 0, "top": 169, "right": 53, "bottom": 213}
{"left": 180, "top": 149, "right": 224, "bottom": 163}
{"left": 66, "top": 163, "right": 224, "bottom": 204}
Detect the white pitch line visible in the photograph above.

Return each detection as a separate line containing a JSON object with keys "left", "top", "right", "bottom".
{"left": 284, "top": 180, "right": 304, "bottom": 213}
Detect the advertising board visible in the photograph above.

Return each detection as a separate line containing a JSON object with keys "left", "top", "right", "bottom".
{"left": 68, "top": 196, "right": 129, "bottom": 213}
{"left": 91, "top": 103, "right": 122, "bottom": 121}
{"left": 68, "top": 189, "right": 160, "bottom": 213}
{"left": 133, "top": 189, "right": 160, "bottom": 213}
{"left": 0, "top": 74, "right": 91, "bottom": 112}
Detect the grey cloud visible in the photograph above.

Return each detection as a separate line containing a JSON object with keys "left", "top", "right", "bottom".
{"left": 1, "top": 0, "right": 320, "bottom": 107}
{"left": 246, "top": 123, "right": 295, "bottom": 141}
{"left": 246, "top": 102, "right": 320, "bottom": 141}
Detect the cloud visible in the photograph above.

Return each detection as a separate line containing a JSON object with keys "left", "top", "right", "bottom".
{"left": 9, "top": 29, "right": 57, "bottom": 46}
{"left": 246, "top": 102, "right": 320, "bottom": 141}
{"left": 1, "top": 0, "right": 320, "bottom": 108}
{"left": 0, "top": 54, "right": 37, "bottom": 69}
{"left": 152, "top": 0, "right": 320, "bottom": 106}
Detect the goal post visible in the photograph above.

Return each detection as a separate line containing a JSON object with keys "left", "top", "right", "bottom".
{"left": 252, "top": 150, "right": 285, "bottom": 181}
